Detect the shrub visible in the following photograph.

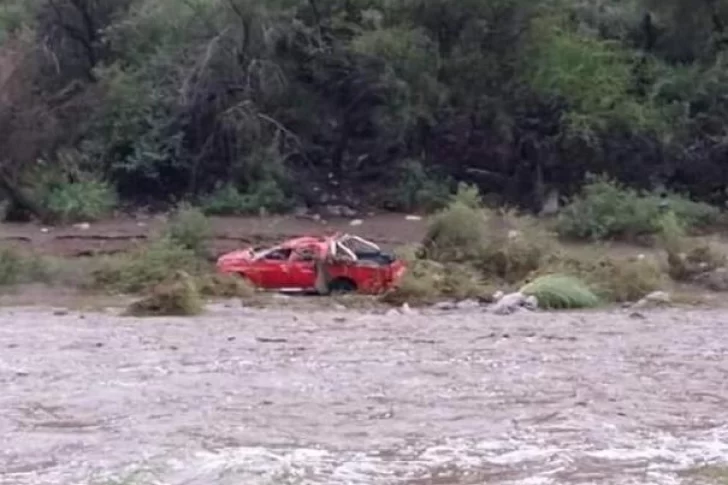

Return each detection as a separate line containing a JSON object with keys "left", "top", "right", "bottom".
{"left": 557, "top": 177, "right": 661, "bottom": 240}
{"left": 124, "top": 270, "right": 203, "bottom": 317}
{"left": 42, "top": 180, "right": 117, "bottom": 223}
{"left": 520, "top": 274, "right": 601, "bottom": 309}
{"left": 384, "top": 159, "right": 451, "bottom": 212}
{"left": 163, "top": 205, "right": 211, "bottom": 257}
{"left": 0, "top": 246, "right": 49, "bottom": 285}
{"left": 381, "top": 259, "right": 442, "bottom": 305}
{"left": 533, "top": 249, "right": 666, "bottom": 303}
{"left": 557, "top": 176, "right": 721, "bottom": 241}
{"left": 196, "top": 273, "right": 256, "bottom": 298}
{"left": 478, "top": 211, "right": 555, "bottom": 283}
{"left": 381, "top": 259, "right": 493, "bottom": 306}
{"left": 422, "top": 201, "right": 487, "bottom": 261}
{"left": 201, "top": 181, "right": 291, "bottom": 216}
{"left": 92, "top": 238, "right": 204, "bottom": 293}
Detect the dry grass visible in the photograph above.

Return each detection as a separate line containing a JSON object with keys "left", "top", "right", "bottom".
{"left": 534, "top": 250, "right": 666, "bottom": 303}
{"left": 124, "top": 270, "right": 203, "bottom": 317}
{"left": 381, "top": 259, "right": 495, "bottom": 306}
{"left": 196, "top": 273, "right": 256, "bottom": 298}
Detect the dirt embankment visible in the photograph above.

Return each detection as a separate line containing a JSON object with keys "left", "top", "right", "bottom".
{"left": 0, "top": 214, "right": 427, "bottom": 258}
{"left": 1, "top": 304, "right": 728, "bottom": 484}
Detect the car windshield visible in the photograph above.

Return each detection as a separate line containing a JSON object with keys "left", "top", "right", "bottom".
{"left": 256, "top": 248, "right": 291, "bottom": 261}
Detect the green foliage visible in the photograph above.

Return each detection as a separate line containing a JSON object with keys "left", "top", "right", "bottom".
{"left": 201, "top": 181, "right": 291, "bottom": 216}
{"left": 3, "top": 0, "right": 728, "bottom": 223}
{"left": 527, "top": 18, "right": 662, "bottom": 134}
{"left": 385, "top": 160, "right": 451, "bottom": 212}
{"left": 520, "top": 274, "right": 601, "bottom": 309}
{"left": 163, "top": 205, "right": 211, "bottom": 256}
{"left": 422, "top": 200, "right": 487, "bottom": 261}
{"left": 42, "top": 180, "right": 117, "bottom": 223}
{"left": 557, "top": 176, "right": 720, "bottom": 241}
{"left": 92, "top": 238, "right": 204, "bottom": 294}
{"left": 538, "top": 251, "right": 665, "bottom": 302}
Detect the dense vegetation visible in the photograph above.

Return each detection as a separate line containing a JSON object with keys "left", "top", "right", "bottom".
{"left": 2, "top": 0, "right": 728, "bottom": 221}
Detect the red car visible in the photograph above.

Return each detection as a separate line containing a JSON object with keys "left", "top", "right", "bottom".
{"left": 216, "top": 233, "right": 407, "bottom": 294}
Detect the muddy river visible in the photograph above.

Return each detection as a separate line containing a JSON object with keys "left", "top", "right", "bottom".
{"left": 1, "top": 304, "right": 727, "bottom": 484}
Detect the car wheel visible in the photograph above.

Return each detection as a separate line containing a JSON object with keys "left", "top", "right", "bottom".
{"left": 328, "top": 278, "right": 357, "bottom": 294}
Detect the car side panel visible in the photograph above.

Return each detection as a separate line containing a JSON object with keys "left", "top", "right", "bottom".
{"left": 287, "top": 261, "right": 317, "bottom": 288}
{"left": 327, "top": 261, "right": 401, "bottom": 294}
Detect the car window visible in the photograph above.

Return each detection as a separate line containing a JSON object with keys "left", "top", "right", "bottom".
{"left": 293, "top": 246, "right": 318, "bottom": 261}
{"left": 262, "top": 248, "right": 292, "bottom": 261}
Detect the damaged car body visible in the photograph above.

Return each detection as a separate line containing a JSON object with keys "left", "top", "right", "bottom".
{"left": 216, "top": 233, "right": 407, "bottom": 295}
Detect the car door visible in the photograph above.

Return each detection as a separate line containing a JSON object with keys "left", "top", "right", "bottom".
{"left": 255, "top": 248, "right": 292, "bottom": 288}
{"left": 287, "top": 245, "right": 319, "bottom": 289}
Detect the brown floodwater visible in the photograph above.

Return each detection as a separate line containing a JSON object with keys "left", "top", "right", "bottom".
{"left": 1, "top": 304, "right": 727, "bottom": 484}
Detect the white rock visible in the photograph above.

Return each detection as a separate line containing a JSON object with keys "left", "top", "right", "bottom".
{"left": 73, "top": 222, "right": 90, "bottom": 230}
{"left": 524, "top": 295, "right": 539, "bottom": 310}
{"left": 349, "top": 219, "right": 363, "bottom": 226}
{"left": 400, "top": 303, "right": 414, "bottom": 314}
{"left": 40, "top": 227, "right": 49, "bottom": 233}
{"left": 456, "top": 299, "right": 481, "bottom": 310}
{"left": 433, "top": 301, "right": 457, "bottom": 311}
{"left": 633, "top": 290, "right": 671, "bottom": 308}
{"left": 644, "top": 291, "right": 671, "bottom": 303}
{"left": 405, "top": 215, "right": 422, "bottom": 221}
{"left": 490, "top": 292, "right": 527, "bottom": 315}
{"left": 493, "top": 290, "right": 505, "bottom": 301}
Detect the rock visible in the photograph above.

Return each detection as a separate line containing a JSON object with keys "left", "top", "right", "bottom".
{"left": 349, "top": 219, "right": 363, "bottom": 226}
{"left": 73, "top": 222, "right": 91, "bottom": 230}
{"left": 694, "top": 267, "right": 728, "bottom": 291}
{"left": 405, "top": 215, "right": 422, "bottom": 221}
{"left": 492, "top": 290, "right": 505, "bottom": 302}
{"left": 644, "top": 291, "right": 671, "bottom": 303}
{"left": 633, "top": 290, "right": 671, "bottom": 308}
{"left": 433, "top": 301, "right": 457, "bottom": 311}
{"left": 490, "top": 292, "right": 528, "bottom": 315}
{"left": 323, "top": 204, "right": 357, "bottom": 218}
{"left": 523, "top": 295, "right": 539, "bottom": 311}
{"left": 400, "top": 303, "right": 414, "bottom": 314}
{"left": 293, "top": 206, "right": 309, "bottom": 217}
{"left": 455, "top": 299, "right": 481, "bottom": 310}
{"left": 40, "top": 227, "right": 49, "bottom": 233}
{"left": 539, "top": 188, "right": 560, "bottom": 216}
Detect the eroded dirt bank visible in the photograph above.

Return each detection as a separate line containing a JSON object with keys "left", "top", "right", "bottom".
{"left": 1, "top": 305, "right": 728, "bottom": 485}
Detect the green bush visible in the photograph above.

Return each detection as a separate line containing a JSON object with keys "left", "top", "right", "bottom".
{"left": 163, "top": 205, "right": 211, "bottom": 257}
{"left": 536, "top": 252, "right": 665, "bottom": 303}
{"left": 520, "top": 274, "right": 601, "bottom": 309}
{"left": 43, "top": 180, "right": 117, "bottom": 223}
{"left": 92, "top": 238, "right": 205, "bottom": 294}
{"left": 201, "top": 181, "right": 292, "bottom": 216}
{"left": 557, "top": 176, "right": 720, "bottom": 241}
{"left": 422, "top": 201, "right": 487, "bottom": 261}
{"left": 384, "top": 160, "right": 451, "bottom": 212}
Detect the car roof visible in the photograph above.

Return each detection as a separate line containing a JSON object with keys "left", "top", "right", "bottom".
{"left": 277, "top": 236, "right": 331, "bottom": 249}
